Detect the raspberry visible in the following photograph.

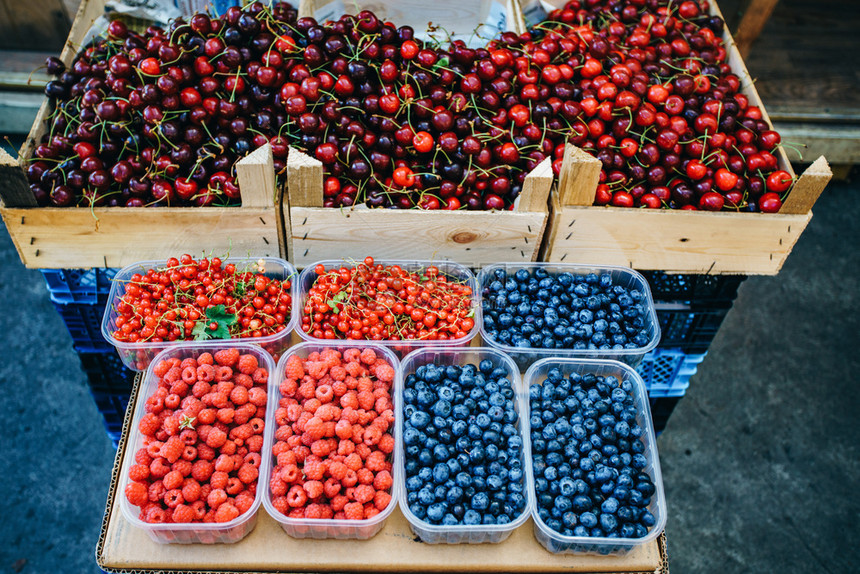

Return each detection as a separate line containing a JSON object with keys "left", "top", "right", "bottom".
{"left": 365, "top": 451, "right": 386, "bottom": 472}
{"left": 215, "top": 503, "right": 240, "bottom": 523}
{"left": 373, "top": 470, "right": 393, "bottom": 491}
{"left": 235, "top": 492, "right": 255, "bottom": 514}
{"left": 315, "top": 385, "right": 334, "bottom": 403}
{"left": 332, "top": 380, "right": 348, "bottom": 397}
{"left": 234, "top": 373, "right": 253, "bottom": 389}
{"left": 128, "top": 464, "right": 150, "bottom": 482}
{"left": 230, "top": 386, "right": 249, "bottom": 405}
{"left": 153, "top": 360, "right": 172, "bottom": 378}
{"left": 378, "top": 433, "right": 395, "bottom": 455}
{"left": 146, "top": 507, "right": 167, "bottom": 523}
{"left": 357, "top": 468, "right": 374, "bottom": 485}
{"left": 310, "top": 440, "right": 332, "bottom": 457}
{"left": 252, "top": 367, "right": 269, "bottom": 385}
{"left": 237, "top": 354, "right": 258, "bottom": 374}
{"left": 324, "top": 477, "right": 341, "bottom": 498}
{"left": 207, "top": 488, "right": 228, "bottom": 509}
{"left": 344, "top": 502, "right": 364, "bottom": 520}
{"left": 304, "top": 503, "right": 323, "bottom": 519}
{"left": 134, "top": 448, "right": 153, "bottom": 467}
{"left": 214, "top": 454, "right": 234, "bottom": 473}
{"left": 303, "top": 457, "right": 325, "bottom": 481}
{"left": 284, "top": 354, "right": 305, "bottom": 380}
{"left": 303, "top": 417, "right": 326, "bottom": 440}
{"left": 164, "top": 489, "right": 184, "bottom": 508}
{"left": 197, "top": 364, "right": 216, "bottom": 382}
{"left": 198, "top": 352, "right": 214, "bottom": 365}
{"left": 248, "top": 387, "right": 267, "bottom": 407}
{"left": 279, "top": 464, "right": 300, "bottom": 483}
{"left": 149, "top": 457, "right": 171, "bottom": 479}
{"left": 337, "top": 439, "right": 355, "bottom": 456}
{"left": 344, "top": 453, "right": 362, "bottom": 471}
{"left": 125, "top": 482, "right": 148, "bottom": 506}
{"left": 343, "top": 348, "right": 360, "bottom": 363}
{"left": 226, "top": 477, "right": 244, "bottom": 495}
{"left": 374, "top": 363, "right": 395, "bottom": 383}
{"left": 216, "top": 366, "right": 233, "bottom": 382}
{"left": 271, "top": 476, "right": 288, "bottom": 497}
{"left": 276, "top": 450, "right": 297, "bottom": 467}
{"left": 148, "top": 481, "right": 166, "bottom": 503}
{"left": 182, "top": 366, "right": 197, "bottom": 384}
{"left": 237, "top": 464, "right": 259, "bottom": 484}
{"left": 286, "top": 485, "right": 307, "bottom": 507}
{"left": 205, "top": 428, "right": 227, "bottom": 449}
{"left": 374, "top": 490, "right": 392, "bottom": 511}
{"left": 162, "top": 470, "right": 183, "bottom": 490}
{"left": 365, "top": 506, "right": 380, "bottom": 519}
{"left": 160, "top": 436, "right": 184, "bottom": 463}
{"left": 139, "top": 413, "right": 160, "bottom": 436}
{"left": 216, "top": 408, "right": 235, "bottom": 424}
{"left": 172, "top": 504, "right": 194, "bottom": 523}
{"left": 359, "top": 348, "right": 376, "bottom": 365}
{"left": 210, "top": 470, "right": 229, "bottom": 490}
{"left": 342, "top": 469, "right": 358, "bottom": 488}
{"left": 214, "top": 348, "right": 240, "bottom": 367}
{"left": 181, "top": 479, "right": 201, "bottom": 503}
{"left": 327, "top": 461, "right": 348, "bottom": 480}
{"left": 303, "top": 480, "right": 324, "bottom": 499}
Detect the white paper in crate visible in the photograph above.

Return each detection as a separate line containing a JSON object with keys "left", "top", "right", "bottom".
{"left": 312, "top": 0, "right": 513, "bottom": 48}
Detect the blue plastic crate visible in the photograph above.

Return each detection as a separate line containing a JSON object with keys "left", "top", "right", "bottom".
{"left": 641, "top": 271, "right": 745, "bottom": 303}
{"left": 655, "top": 302, "right": 733, "bottom": 353}
{"left": 637, "top": 348, "right": 706, "bottom": 396}
{"left": 78, "top": 351, "right": 135, "bottom": 395}
{"left": 41, "top": 268, "right": 118, "bottom": 305}
{"left": 53, "top": 302, "right": 112, "bottom": 352}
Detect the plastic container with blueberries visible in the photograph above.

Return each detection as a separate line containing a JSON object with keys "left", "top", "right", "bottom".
{"left": 523, "top": 357, "right": 666, "bottom": 555}
{"left": 102, "top": 257, "right": 298, "bottom": 371}
{"left": 396, "top": 346, "right": 533, "bottom": 544}
{"left": 477, "top": 263, "right": 660, "bottom": 370}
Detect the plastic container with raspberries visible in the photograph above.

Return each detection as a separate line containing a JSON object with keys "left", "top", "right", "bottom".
{"left": 296, "top": 258, "right": 479, "bottom": 358}
{"left": 477, "top": 263, "right": 660, "bottom": 370}
{"left": 396, "top": 347, "right": 533, "bottom": 544}
{"left": 118, "top": 343, "right": 274, "bottom": 544}
{"left": 262, "top": 342, "right": 401, "bottom": 540}
{"left": 523, "top": 358, "right": 666, "bottom": 555}
{"left": 101, "top": 256, "right": 298, "bottom": 371}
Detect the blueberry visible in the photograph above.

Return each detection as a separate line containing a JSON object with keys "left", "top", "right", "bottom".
{"left": 463, "top": 509, "right": 482, "bottom": 525}
{"left": 427, "top": 502, "right": 447, "bottom": 522}
{"left": 580, "top": 512, "right": 598, "bottom": 528}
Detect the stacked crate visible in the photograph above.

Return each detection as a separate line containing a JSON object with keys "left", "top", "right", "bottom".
{"left": 42, "top": 268, "right": 132, "bottom": 446}
{"left": 636, "top": 272, "right": 746, "bottom": 432}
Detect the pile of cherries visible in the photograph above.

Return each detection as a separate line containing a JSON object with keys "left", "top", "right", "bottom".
{"left": 28, "top": 0, "right": 793, "bottom": 212}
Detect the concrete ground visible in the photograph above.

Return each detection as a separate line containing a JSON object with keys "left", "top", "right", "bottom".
{"left": 1, "top": 173, "right": 857, "bottom": 573}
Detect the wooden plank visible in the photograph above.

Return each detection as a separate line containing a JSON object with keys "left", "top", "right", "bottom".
{"left": 733, "top": 0, "right": 780, "bottom": 58}
{"left": 544, "top": 207, "right": 812, "bottom": 275}
{"left": 0, "top": 206, "right": 281, "bottom": 269}
{"left": 780, "top": 156, "right": 831, "bottom": 215}
{"left": 557, "top": 143, "right": 602, "bottom": 207}
{"left": 235, "top": 143, "right": 276, "bottom": 208}
{"left": 286, "top": 147, "right": 324, "bottom": 208}
{"left": 289, "top": 206, "right": 547, "bottom": 268}
{"left": 516, "top": 156, "right": 552, "bottom": 213}
{"left": 0, "top": 148, "right": 36, "bottom": 207}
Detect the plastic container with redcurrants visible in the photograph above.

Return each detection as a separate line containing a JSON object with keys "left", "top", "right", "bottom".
{"left": 101, "top": 255, "right": 297, "bottom": 371}
{"left": 297, "top": 257, "right": 479, "bottom": 358}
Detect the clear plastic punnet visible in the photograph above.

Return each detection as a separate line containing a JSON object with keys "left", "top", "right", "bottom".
{"left": 262, "top": 342, "right": 400, "bottom": 539}
{"left": 297, "top": 259, "right": 479, "bottom": 357}
{"left": 118, "top": 343, "right": 275, "bottom": 544}
{"left": 523, "top": 358, "right": 667, "bottom": 555}
{"left": 102, "top": 257, "right": 298, "bottom": 371}
{"left": 396, "top": 346, "right": 533, "bottom": 544}
{"left": 477, "top": 263, "right": 660, "bottom": 370}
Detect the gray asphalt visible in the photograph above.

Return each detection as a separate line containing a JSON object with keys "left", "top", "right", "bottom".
{"left": 1, "top": 175, "right": 858, "bottom": 573}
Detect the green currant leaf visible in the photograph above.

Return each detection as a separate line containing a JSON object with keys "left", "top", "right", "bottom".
{"left": 193, "top": 305, "right": 238, "bottom": 340}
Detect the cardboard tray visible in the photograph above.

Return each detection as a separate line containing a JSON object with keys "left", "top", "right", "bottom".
{"left": 96, "top": 374, "right": 668, "bottom": 574}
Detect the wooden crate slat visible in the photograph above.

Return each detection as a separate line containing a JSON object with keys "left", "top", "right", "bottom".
{"left": 289, "top": 206, "right": 547, "bottom": 268}
{"left": 544, "top": 206, "right": 812, "bottom": 275}
{"left": 779, "top": 156, "right": 831, "bottom": 215}
{"left": 1, "top": 206, "right": 281, "bottom": 269}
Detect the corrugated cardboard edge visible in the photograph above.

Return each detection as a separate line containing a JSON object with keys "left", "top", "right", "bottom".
{"left": 96, "top": 374, "right": 668, "bottom": 574}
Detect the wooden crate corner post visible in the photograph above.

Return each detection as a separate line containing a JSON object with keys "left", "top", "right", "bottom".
{"left": 557, "top": 143, "right": 602, "bottom": 207}
{"left": 0, "top": 147, "right": 35, "bottom": 208}
{"left": 780, "top": 156, "right": 832, "bottom": 215}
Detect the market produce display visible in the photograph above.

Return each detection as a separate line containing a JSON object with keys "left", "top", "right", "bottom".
{"left": 301, "top": 257, "right": 475, "bottom": 341}
{"left": 402, "top": 359, "right": 527, "bottom": 527}
{"left": 110, "top": 255, "right": 292, "bottom": 344}
{"left": 29, "top": 0, "right": 791, "bottom": 212}
{"left": 528, "top": 368, "right": 658, "bottom": 541}
{"left": 124, "top": 348, "right": 269, "bottom": 525}
{"left": 481, "top": 267, "right": 652, "bottom": 350}
{"left": 269, "top": 347, "right": 396, "bottom": 521}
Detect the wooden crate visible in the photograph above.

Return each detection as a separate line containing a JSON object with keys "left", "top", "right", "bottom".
{"left": 285, "top": 148, "right": 552, "bottom": 268}
{"left": 539, "top": 0, "right": 832, "bottom": 275}
{"left": 0, "top": 0, "right": 285, "bottom": 269}
{"left": 299, "top": 0, "right": 526, "bottom": 44}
